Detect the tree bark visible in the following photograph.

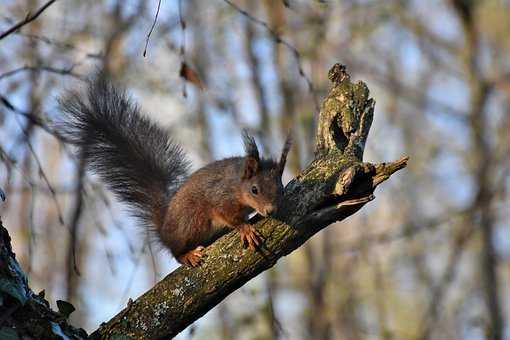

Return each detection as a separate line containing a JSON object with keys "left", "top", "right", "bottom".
{"left": 91, "top": 63, "right": 408, "bottom": 339}
{"left": 0, "top": 219, "right": 88, "bottom": 339}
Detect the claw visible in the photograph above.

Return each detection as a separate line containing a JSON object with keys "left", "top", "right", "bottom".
{"left": 238, "top": 224, "right": 262, "bottom": 250}
{"left": 177, "top": 246, "right": 205, "bottom": 267}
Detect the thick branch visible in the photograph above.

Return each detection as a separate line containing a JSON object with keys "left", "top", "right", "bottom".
{"left": 92, "top": 64, "right": 408, "bottom": 339}
{"left": 0, "top": 220, "right": 87, "bottom": 339}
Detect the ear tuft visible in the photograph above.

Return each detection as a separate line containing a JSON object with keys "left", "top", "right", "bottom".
{"left": 242, "top": 129, "right": 260, "bottom": 161}
{"left": 278, "top": 133, "right": 292, "bottom": 175}
{"left": 242, "top": 157, "right": 259, "bottom": 180}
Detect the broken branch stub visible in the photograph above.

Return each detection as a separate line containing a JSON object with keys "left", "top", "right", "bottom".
{"left": 316, "top": 63, "right": 374, "bottom": 161}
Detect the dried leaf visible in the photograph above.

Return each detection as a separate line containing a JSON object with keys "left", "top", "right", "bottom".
{"left": 179, "top": 62, "right": 204, "bottom": 90}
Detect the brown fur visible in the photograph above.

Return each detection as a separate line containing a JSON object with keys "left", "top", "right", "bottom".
{"left": 159, "top": 156, "right": 284, "bottom": 259}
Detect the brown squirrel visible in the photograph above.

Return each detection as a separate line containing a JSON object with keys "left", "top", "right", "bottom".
{"left": 58, "top": 75, "right": 291, "bottom": 267}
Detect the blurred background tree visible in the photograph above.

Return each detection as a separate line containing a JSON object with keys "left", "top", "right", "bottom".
{"left": 1, "top": 0, "right": 509, "bottom": 339}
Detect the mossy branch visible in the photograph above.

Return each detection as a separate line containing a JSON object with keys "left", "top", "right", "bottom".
{"left": 91, "top": 64, "right": 408, "bottom": 339}
{"left": 0, "top": 220, "right": 88, "bottom": 339}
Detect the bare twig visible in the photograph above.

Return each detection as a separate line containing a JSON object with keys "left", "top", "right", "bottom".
{"left": 65, "top": 155, "right": 87, "bottom": 303}
{"left": 0, "top": 65, "right": 84, "bottom": 82}
{"left": 12, "top": 114, "right": 66, "bottom": 227}
{"left": 16, "top": 32, "right": 102, "bottom": 58}
{"left": 143, "top": 0, "right": 162, "bottom": 57}
{"left": 418, "top": 222, "right": 476, "bottom": 340}
{"left": 0, "top": 94, "right": 68, "bottom": 142}
{"left": 222, "top": 0, "right": 319, "bottom": 112}
{"left": 0, "top": 0, "right": 58, "bottom": 40}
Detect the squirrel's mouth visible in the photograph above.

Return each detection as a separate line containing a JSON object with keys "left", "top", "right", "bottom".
{"left": 258, "top": 205, "right": 274, "bottom": 217}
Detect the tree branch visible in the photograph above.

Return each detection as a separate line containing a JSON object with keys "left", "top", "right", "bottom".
{"left": 0, "top": 0, "right": 57, "bottom": 41}
{"left": 91, "top": 63, "right": 408, "bottom": 339}
{"left": 0, "top": 219, "right": 87, "bottom": 339}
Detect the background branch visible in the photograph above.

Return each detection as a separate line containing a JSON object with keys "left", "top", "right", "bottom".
{"left": 0, "top": 0, "right": 57, "bottom": 40}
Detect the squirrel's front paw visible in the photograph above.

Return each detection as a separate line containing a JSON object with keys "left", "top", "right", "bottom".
{"left": 177, "top": 246, "right": 205, "bottom": 267}
{"left": 238, "top": 224, "right": 261, "bottom": 250}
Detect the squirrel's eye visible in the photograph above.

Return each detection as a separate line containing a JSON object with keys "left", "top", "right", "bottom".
{"left": 251, "top": 185, "right": 258, "bottom": 195}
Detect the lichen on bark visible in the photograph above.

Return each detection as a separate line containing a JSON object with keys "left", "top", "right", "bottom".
{"left": 316, "top": 63, "right": 374, "bottom": 161}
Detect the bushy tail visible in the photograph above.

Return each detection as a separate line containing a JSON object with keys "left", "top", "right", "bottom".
{"left": 58, "top": 74, "right": 189, "bottom": 231}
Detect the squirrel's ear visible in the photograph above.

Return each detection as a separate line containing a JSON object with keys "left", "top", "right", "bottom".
{"left": 242, "top": 157, "right": 259, "bottom": 180}
{"left": 242, "top": 129, "right": 260, "bottom": 161}
{"left": 278, "top": 133, "right": 292, "bottom": 175}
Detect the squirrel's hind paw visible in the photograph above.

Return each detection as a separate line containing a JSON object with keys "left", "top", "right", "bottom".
{"left": 177, "top": 246, "right": 205, "bottom": 267}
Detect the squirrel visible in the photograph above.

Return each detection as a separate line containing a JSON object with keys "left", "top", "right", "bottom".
{"left": 58, "top": 74, "right": 291, "bottom": 267}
